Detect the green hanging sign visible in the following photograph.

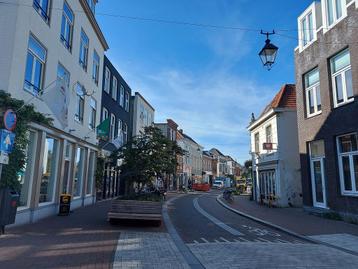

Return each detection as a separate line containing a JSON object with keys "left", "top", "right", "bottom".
{"left": 96, "top": 118, "right": 110, "bottom": 141}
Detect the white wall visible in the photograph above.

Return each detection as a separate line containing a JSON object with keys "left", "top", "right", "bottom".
{"left": 1, "top": 0, "right": 105, "bottom": 146}
{"left": 132, "top": 94, "right": 155, "bottom": 136}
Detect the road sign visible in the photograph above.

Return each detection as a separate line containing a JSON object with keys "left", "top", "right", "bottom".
{"left": 0, "top": 129, "right": 15, "bottom": 154}
{"left": 0, "top": 153, "right": 9, "bottom": 165}
{"left": 3, "top": 109, "right": 17, "bottom": 131}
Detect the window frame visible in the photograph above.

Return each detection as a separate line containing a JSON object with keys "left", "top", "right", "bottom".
{"left": 60, "top": 1, "right": 74, "bottom": 51}
{"left": 33, "top": 0, "right": 51, "bottom": 23}
{"left": 337, "top": 133, "right": 358, "bottom": 196}
{"left": 112, "top": 76, "right": 118, "bottom": 101}
{"left": 122, "top": 123, "right": 128, "bottom": 143}
{"left": 102, "top": 107, "right": 108, "bottom": 121}
{"left": 254, "top": 132, "right": 260, "bottom": 153}
{"left": 304, "top": 68, "right": 322, "bottom": 117}
{"left": 75, "top": 83, "right": 85, "bottom": 123}
{"left": 125, "top": 91, "right": 130, "bottom": 112}
{"left": 92, "top": 50, "right": 100, "bottom": 85}
{"left": 330, "top": 49, "right": 354, "bottom": 108}
{"left": 323, "top": 0, "right": 347, "bottom": 31}
{"left": 88, "top": 97, "right": 97, "bottom": 130}
{"left": 119, "top": 84, "right": 125, "bottom": 107}
{"left": 79, "top": 29, "right": 89, "bottom": 71}
{"left": 104, "top": 67, "right": 111, "bottom": 94}
{"left": 24, "top": 34, "right": 47, "bottom": 96}
{"left": 110, "top": 113, "right": 116, "bottom": 140}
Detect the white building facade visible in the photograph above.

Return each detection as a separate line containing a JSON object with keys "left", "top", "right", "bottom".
{"left": 0, "top": 0, "right": 108, "bottom": 225}
{"left": 131, "top": 92, "right": 155, "bottom": 137}
{"left": 248, "top": 85, "right": 302, "bottom": 207}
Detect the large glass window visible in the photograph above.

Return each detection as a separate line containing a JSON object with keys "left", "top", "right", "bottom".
{"left": 326, "top": 0, "right": 344, "bottom": 26}
{"left": 104, "top": 67, "right": 111, "bottom": 93}
{"left": 24, "top": 35, "right": 46, "bottom": 95}
{"left": 254, "top": 132, "right": 260, "bottom": 153}
{"left": 337, "top": 133, "right": 358, "bottom": 195}
{"left": 301, "top": 12, "right": 314, "bottom": 46}
{"left": 122, "top": 123, "right": 128, "bottom": 143}
{"left": 119, "top": 85, "right": 125, "bottom": 107}
{"left": 110, "top": 114, "right": 116, "bottom": 140}
{"left": 92, "top": 50, "right": 100, "bottom": 85}
{"left": 331, "top": 49, "right": 353, "bottom": 107}
{"left": 73, "top": 147, "right": 85, "bottom": 198}
{"left": 17, "top": 131, "right": 37, "bottom": 208}
{"left": 89, "top": 97, "right": 96, "bottom": 130}
{"left": 75, "top": 83, "right": 85, "bottom": 123}
{"left": 86, "top": 151, "right": 96, "bottom": 195}
{"left": 79, "top": 30, "right": 89, "bottom": 71}
{"left": 62, "top": 142, "right": 73, "bottom": 194}
{"left": 39, "top": 137, "right": 59, "bottom": 204}
{"left": 304, "top": 68, "right": 321, "bottom": 117}
{"left": 125, "top": 91, "right": 130, "bottom": 112}
{"left": 112, "top": 77, "right": 118, "bottom": 100}
{"left": 60, "top": 1, "right": 74, "bottom": 51}
{"left": 33, "top": 0, "right": 51, "bottom": 22}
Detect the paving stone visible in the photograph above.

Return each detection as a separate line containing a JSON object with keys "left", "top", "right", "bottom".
{"left": 188, "top": 242, "right": 358, "bottom": 269}
{"left": 112, "top": 232, "right": 190, "bottom": 269}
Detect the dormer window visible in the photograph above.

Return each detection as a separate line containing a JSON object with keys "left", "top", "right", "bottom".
{"left": 298, "top": 3, "right": 318, "bottom": 51}
{"left": 323, "top": 0, "right": 346, "bottom": 28}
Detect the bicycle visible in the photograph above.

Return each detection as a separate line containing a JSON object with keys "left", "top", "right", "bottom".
{"left": 223, "top": 189, "right": 234, "bottom": 202}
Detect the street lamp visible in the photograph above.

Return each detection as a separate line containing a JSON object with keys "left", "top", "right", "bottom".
{"left": 258, "top": 30, "right": 278, "bottom": 71}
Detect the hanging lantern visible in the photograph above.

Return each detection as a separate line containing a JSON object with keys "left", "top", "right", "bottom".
{"left": 258, "top": 30, "right": 278, "bottom": 70}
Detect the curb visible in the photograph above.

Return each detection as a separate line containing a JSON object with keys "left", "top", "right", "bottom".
{"left": 216, "top": 195, "right": 358, "bottom": 257}
{"left": 163, "top": 194, "right": 205, "bottom": 269}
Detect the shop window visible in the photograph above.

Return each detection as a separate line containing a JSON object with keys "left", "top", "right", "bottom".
{"left": 18, "top": 131, "right": 37, "bottom": 208}
{"left": 86, "top": 151, "right": 96, "bottom": 195}
{"left": 73, "top": 147, "right": 85, "bottom": 198}
{"left": 39, "top": 136, "right": 59, "bottom": 204}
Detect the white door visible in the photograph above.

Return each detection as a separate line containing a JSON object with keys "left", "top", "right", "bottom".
{"left": 309, "top": 140, "right": 327, "bottom": 208}
{"left": 310, "top": 158, "right": 327, "bottom": 208}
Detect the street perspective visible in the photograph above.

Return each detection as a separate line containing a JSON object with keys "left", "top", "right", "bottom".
{"left": 1, "top": 0, "right": 358, "bottom": 268}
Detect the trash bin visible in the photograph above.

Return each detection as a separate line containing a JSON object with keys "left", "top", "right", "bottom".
{"left": 0, "top": 188, "right": 19, "bottom": 234}
{"left": 58, "top": 194, "right": 71, "bottom": 216}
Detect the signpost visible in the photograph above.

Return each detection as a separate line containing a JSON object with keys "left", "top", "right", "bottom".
{"left": 0, "top": 109, "right": 17, "bottom": 184}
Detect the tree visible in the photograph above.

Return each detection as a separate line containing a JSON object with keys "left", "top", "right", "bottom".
{"left": 241, "top": 159, "right": 253, "bottom": 180}
{"left": 110, "top": 126, "right": 184, "bottom": 194}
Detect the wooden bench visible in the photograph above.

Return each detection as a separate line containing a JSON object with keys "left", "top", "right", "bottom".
{"left": 108, "top": 200, "right": 163, "bottom": 222}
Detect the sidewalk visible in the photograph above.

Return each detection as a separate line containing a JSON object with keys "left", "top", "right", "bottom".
{"left": 223, "top": 195, "right": 358, "bottom": 236}
{"left": 0, "top": 195, "right": 190, "bottom": 269}
{"left": 220, "top": 195, "right": 358, "bottom": 253}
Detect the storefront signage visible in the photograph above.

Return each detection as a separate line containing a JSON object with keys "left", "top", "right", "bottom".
{"left": 3, "top": 109, "right": 17, "bottom": 131}
{"left": 0, "top": 129, "right": 15, "bottom": 154}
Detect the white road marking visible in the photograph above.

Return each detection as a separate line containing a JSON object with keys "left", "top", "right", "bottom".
{"left": 293, "top": 240, "right": 303, "bottom": 244}
{"left": 201, "top": 238, "right": 209, "bottom": 243}
{"left": 238, "top": 237, "right": 249, "bottom": 242}
{"left": 214, "top": 239, "right": 220, "bottom": 243}
{"left": 193, "top": 198, "right": 243, "bottom": 236}
{"left": 193, "top": 240, "right": 199, "bottom": 244}
{"left": 220, "top": 237, "right": 230, "bottom": 242}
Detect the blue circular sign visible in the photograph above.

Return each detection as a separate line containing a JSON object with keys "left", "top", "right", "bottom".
{"left": 4, "top": 109, "right": 17, "bottom": 131}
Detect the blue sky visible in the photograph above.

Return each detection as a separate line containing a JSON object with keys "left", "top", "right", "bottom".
{"left": 96, "top": 0, "right": 313, "bottom": 163}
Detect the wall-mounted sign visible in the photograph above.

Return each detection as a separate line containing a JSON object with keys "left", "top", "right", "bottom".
{"left": 263, "top": 143, "right": 273, "bottom": 150}
{"left": 3, "top": 109, "right": 17, "bottom": 131}
{"left": 0, "top": 152, "right": 9, "bottom": 165}
{"left": 0, "top": 129, "right": 15, "bottom": 154}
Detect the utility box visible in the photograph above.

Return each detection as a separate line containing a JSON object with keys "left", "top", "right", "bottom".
{"left": 59, "top": 194, "right": 71, "bottom": 216}
{"left": 0, "top": 188, "right": 19, "bottom": 233}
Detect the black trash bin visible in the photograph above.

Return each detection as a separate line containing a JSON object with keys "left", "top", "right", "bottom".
{"left": 0, "top": 188, "right": 19, "bottom": 234}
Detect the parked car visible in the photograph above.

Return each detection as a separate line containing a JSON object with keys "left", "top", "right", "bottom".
{"left": 212, "top": 180, "right": 224, "bottom": 189}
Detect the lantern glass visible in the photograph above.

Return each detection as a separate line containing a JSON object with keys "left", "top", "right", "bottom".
{"left": 259, "top": 40, "right": 278, "bottom": 68}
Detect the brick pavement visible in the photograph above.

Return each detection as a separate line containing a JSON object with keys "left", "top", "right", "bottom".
{"left": 112, "top": 232, "right": 190, "bottom": 269}
{"left": 188, "top": 241, "right": 358, "bottom": 269}
{"left": 225, "top": 195, "right": 358, "bottom": 236}
{"left": 0, "top": 200, "right": 120, "bottom": 269}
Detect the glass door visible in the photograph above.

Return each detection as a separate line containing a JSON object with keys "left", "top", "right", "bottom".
{"left": 310, "top": 140, "right": 327, "bottom": 208}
